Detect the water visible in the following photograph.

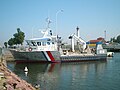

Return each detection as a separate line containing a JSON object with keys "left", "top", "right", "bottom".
{"left": 7, "top": 53, "right": 120, "bottom": 90}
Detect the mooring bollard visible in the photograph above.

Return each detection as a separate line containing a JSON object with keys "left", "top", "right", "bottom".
{"left": 13, "top": 83, "right": 17, "bottom": 89}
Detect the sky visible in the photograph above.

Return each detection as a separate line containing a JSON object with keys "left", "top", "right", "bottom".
{"left": 0, "top": 0, "right": 120, "bottom": 46}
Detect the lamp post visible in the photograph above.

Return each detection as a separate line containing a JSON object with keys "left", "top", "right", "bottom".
{"left": 56, "top": 10, "right": 63, "bottom": 35}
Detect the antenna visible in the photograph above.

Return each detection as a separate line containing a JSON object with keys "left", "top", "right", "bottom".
{"left": 46, "top": 17, "right": 51, "bottom": 28}
{"left": 104, "top": 30, "right": 106, "bottom": 41}
{"left": 104, "top": 26, "right": 107, "bottom": 41}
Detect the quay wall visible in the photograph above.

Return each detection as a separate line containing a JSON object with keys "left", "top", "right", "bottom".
{"left": 2, "top": 48, "right": 15, "bottom": 61}
{"left": 103, "top": 44, "right": 120, "bottom": 52}
{"left": 0, "top": 48, "right": 37, "bottom": 90}
{"left": 0, "top": 47, "right": 2, "bottom": 61}
{"left": 0, "top": 63, "right": 36, "bottom": 90}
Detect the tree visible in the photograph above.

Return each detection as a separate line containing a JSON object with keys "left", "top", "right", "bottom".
{"left": 8, "top": 38, "right": 14, "bottom": 46}
{"left": 4, "top": 42, "right": 8, "bottom": 48}
{"left": 13, "top": 28, "right": 25, "bottom": 45}
{"left": 8, "top": 28, "right": 25, "bottom": 46}
{"left": 116, "top": 35, "right": 120, "bottom": 43}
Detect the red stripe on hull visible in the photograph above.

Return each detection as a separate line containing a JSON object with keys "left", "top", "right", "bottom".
{"left": 46, "top": 51, "right": 55, "bottom": 62}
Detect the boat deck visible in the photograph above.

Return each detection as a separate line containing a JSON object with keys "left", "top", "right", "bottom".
{"left": 60, "top": 53, "right": 107, "bottom": 62}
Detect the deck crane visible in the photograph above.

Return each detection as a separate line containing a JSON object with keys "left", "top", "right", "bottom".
{"left": 69, "top": 33, "right": 86, "bottom": 52}
{"left": 69, "top": 27, "right": 86, "bottom": 52}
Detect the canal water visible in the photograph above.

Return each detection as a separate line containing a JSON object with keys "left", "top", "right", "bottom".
{"left": 7, "top": 53, "right": 120, "bottom": 90}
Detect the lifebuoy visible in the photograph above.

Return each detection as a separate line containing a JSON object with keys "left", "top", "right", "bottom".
{"left": 28, "top": 47, "right": 32, "bottom": 52}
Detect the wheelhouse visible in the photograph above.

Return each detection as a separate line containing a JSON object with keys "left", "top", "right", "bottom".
{"left": 26, "top": 37, "right": 57, "bottom": 51}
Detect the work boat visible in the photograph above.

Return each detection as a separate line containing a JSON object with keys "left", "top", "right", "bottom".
{"left": 10, "top": 31, "right": 61, "bottom": 62}
{"left": 10, "top": 20, "right": 107, "bottom": 63}
{"left": 60, "top": 27, "right": 107, "bottom": 62}
{"left": 10, "top": 20, "right": 61, "bottom": 63}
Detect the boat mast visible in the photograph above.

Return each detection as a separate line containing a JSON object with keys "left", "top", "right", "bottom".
{"left": 46, "top": 18, "right": 51, "bottom": 29}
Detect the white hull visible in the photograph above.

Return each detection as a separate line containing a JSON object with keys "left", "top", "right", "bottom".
{"left": 10, "top": 50, "right": 61, "bottom": 63}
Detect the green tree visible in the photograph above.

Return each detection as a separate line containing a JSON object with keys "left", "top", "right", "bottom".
{"left": 4, "top": 42, "right": 8, "bottom": 48}
{"left": 8, "top": 28, "right": 25, "bottom": 46}
{"left": 13, "top": 28, "right": 25, "bottom": 45}
{"left": 116, "top": 35, "right": 120, "bottom": 43}
{"left": 8, "top": 38, "right": 14, "bottom": 46}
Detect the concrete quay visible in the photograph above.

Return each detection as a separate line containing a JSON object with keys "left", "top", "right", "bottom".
{"left": 0, "top": 48, "right": 39, "bottom": 90}
{"left": 0, "top": 62, "right": 37, "bottom": 90}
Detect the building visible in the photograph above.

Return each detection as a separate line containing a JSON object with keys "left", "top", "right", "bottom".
{"left": 86, "top": 37, "right": 106, "bottom": 48}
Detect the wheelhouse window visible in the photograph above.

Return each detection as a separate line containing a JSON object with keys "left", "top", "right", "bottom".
{"left": 52, "top": 42, "right": 54, "bottom": 44}
{"left": 42, "top": 42, "right": 46, "bottom": 46}
{"left": 31, "top": 42, "right": 37, "bottom": 46}
{"left": 47, "top": 42, "right": 50, "bottom": 45}
{"left": 37, "top": 42, "right": 41, "bottom": 46}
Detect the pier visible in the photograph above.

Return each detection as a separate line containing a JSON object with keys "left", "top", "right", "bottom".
{"left": 103, "top": 44, "right": 120, "bottom": 52}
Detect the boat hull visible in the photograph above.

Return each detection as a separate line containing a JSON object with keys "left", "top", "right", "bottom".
{"left": 10, "top": 50, "right": 107, "bottom": 63}
{"left": 10, "top": 50, "right": 61, "bottom": 63}
{"left": 60, "top": 54, "right": 107, "bottom": 62}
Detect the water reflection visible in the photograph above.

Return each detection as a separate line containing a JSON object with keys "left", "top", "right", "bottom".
{"left": 60, "top": 62, "right": 107, "bottom": 90}
{"left": 7, "top": 61, "right": 107, "bottom": 90}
